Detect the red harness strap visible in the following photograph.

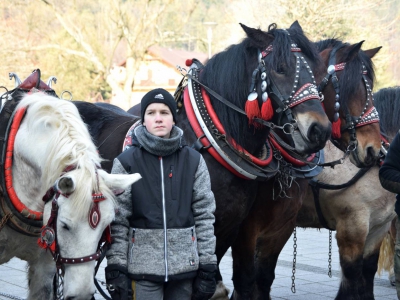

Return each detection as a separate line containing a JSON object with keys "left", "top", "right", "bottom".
{"left": 4, "top": 107, "right": 43, "bottom": 220}
{"left": 184, "top": 88, "right": 249, "bottom": 179}
{"left": 269, "top": 134, "right": 316, "bottom": 167}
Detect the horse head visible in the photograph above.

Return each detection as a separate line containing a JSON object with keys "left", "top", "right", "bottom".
{"left": 43, "top": 170, "right": 140, "bottom": 300}
{"left": 199, "top": 21, "right": 330, "bottom": 157}
{"left": 13, "top": 93, "right": 141, "bottom": 299}
{"left": 317, "top": 39, "right": 381, "bottom": 167}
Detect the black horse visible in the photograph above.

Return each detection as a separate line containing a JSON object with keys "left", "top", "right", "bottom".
{"left": 229, "top": 39, "right": 382, "bottom": 300}
{"left": 74, "top": 21, "right": 331, "bottom": 299}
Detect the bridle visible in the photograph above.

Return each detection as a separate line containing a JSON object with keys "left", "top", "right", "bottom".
{"left": 249, "top": 41, "right": 321, "bottom": 133}
{"left": 318, "top": 44, "right": 380, "bottom": 152}
{"left": 39, "top": 166, "right": 111, "bottom": 278}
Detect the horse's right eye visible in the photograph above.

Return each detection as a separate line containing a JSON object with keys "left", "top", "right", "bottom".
{"left": 61, "top": 223, "right": 70, "bottom": 231}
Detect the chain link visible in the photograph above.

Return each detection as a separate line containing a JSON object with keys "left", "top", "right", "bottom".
{"left": 291, "top": 227, "right": 297, "bottom": 293}
{"left": 328, "top": 230, "right": 332, "bottom": 278}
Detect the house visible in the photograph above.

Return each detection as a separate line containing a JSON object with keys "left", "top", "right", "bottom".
{"left": 110, "top": 45, "right": 208, "bottom": 109}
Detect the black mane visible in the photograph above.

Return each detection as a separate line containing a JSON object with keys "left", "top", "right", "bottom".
{"left": 315, "top": 39, "right": 376, "bottom": 113}
{"left": 374, "top": 86, "right": 400, "bottom": 139}
{"left": 199, "top": 23, "right": 320, "bottom": 149}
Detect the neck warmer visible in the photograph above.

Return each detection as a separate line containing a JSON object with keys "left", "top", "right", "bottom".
{"left": 134, "top": 125, "right": 183, "bottom": 157}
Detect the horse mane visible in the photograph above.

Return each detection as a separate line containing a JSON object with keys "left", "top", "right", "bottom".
{"left": 374, "top": 86, "right": 400, "bottom": 140}
{"left": 16, "top": 93, "right": 114, "bottom": 219}
{"left": 199, "top": 23, "right": 321, "bottom": 149}
{"left": 315, "top": 39, "right": 376, "bottom": 114}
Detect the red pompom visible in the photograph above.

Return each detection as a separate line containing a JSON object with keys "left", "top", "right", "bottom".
{"left": 185, "top": 59, "right": 193, "bottom": 67}
{"left": 245, "top": 98, "right": 261, "bottom": 126}
{"left": 331, "top": 118, "right": 341, "bottom": 139}
{"left": 261, "top": 98, "right": 274, "bottom": 121}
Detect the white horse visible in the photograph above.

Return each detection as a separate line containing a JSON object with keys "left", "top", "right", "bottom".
{"left": 0, "top": 92, "right": 141, "bottom": 300}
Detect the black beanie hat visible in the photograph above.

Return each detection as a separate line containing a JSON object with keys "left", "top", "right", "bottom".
{"left": 141, "top": 88, "right": 177, "bottom": 123}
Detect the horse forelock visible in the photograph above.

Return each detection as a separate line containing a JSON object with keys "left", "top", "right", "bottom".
{"left": 339, "top": 48, "right": 376, "bottom": 114}
{"left": 374, "top": 86, "right": 400, "bottom": 140}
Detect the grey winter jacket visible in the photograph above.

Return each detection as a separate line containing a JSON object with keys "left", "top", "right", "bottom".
{"left": 106, "top": 125, "right": 217, "bottom": 282}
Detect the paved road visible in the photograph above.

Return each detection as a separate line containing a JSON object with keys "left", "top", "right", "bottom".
{"left": 0, "top": 228, "right": 396, "bottom": 299}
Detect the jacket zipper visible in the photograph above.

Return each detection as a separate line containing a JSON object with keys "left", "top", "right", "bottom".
{"left": 130, "top": 228, "right": 135, "bottom": 263}
{"left": 159, "top": 156, "right": 168, "bottom": 281}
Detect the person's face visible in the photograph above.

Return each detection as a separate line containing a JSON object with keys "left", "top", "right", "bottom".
{"left": 143, "top": 103, "right": 175, "bottom": 138}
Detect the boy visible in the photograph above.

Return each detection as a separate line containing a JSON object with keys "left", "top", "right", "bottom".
{"left": 105, "top": 88, "right": 217, "bottom": 300}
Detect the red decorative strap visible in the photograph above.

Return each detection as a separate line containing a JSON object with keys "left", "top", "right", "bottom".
{"left": 5, "top": 107, "right": 43, "bottom": 220}
{"left": 269, "top": 134, "right": 316, "bottom": 167}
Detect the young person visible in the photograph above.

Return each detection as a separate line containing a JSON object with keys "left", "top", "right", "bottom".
{"left": 379, "top": 130, "right": 400, "bottom": 299}
{"left": 105, "top": 88, "right": 217, "bottom": 300}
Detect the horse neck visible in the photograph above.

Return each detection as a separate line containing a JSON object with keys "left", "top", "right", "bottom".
{"left": 12, "top": 150, "right": 46, "bottom": 212}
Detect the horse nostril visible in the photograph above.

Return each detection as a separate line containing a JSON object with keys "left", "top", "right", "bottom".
{"left": 308, "top": 123, "right": 327, "bottom": 146}
{"left": 365, "top": 146, "right": 378, "bottom": 165}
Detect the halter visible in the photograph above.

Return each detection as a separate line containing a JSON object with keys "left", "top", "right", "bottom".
{"left": 248, "top": 42, "right": 321, "bottom": 130}
{"left": 318, "top": 44, "right": 379, "bottom": 151}
{"left": 38, "top": 166, "right": 111, "bottom": 275}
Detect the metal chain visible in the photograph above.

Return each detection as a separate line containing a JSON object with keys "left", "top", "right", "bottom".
{"left": 0, "top": 291, "right": 25, "bottom": 300}
{"left": 0, "top": 212, "right": 13, "bottom": 232}
{"left": 328, "top": 230, "right": 332, "bottom": 278}
{"left": 291, "top": 227, "right": 297, "bottom": 293}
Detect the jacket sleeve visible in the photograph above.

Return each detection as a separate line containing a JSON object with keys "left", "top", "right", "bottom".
{"left": 379, "top": 131, "right": 400, "bottom": 194}
{"left": 106, "top": 158, "right": 132, "bottom": 267}
{"left": 192, "top": 155, "right": 217, "bottom": 265}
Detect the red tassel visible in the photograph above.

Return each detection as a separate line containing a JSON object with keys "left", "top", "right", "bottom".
{"left": 245, "top": 97, "right": 261, "bottom": 125}
{"left": 331, "top": 118, "right": 341, "bottom": 139}
{"left": 261, "top": 98, "right": 274, "bottom": 121}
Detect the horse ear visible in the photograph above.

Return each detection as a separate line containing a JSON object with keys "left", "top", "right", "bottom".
{"left": 240, "top": 23, "right": 272, "bottom": 48}
{"left": 289, "top": 20, "right": 304, "bottom": 34}
{"left": 344, "top": 41, "right": 364, "bottom": 62}
{"left": 363, "top": 46, "right": 382, "bottom": 59}
{"left": 57, "top": 176, "right": 76, "bottom": 194}
{"left": 98, "top": 169, "right": 142, "bottom": 189}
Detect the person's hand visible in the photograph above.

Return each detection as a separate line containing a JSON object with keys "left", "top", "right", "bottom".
{"left": 105, "top": 265, "right": 132, "bottom": 300}
{"left": 192, "top": 264, "right": 217, "bottom": 300}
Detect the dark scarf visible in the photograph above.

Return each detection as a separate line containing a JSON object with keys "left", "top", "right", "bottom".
{"left": 134, "top": 125, "right": 183, "bottom": 157}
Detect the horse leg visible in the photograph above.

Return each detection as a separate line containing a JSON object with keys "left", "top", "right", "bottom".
{"left": 230, "top": 181, "right": 305, "bottom": 300}
{"left": 335, "top": 217, "right": 369, "bottom": 300}
{"left": 27, "top": 250, "right": 55, "bottom": 300}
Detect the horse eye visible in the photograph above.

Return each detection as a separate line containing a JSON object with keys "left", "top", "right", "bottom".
{"left": 276, "top": 64, "right": 286, "bottom": 74}
{"left": 61, "top": 223, "right": 70, "bottom": 231}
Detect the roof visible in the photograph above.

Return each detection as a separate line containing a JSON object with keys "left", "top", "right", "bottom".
{"left": 147, "top": 45, "right": 208, "bottom": 70}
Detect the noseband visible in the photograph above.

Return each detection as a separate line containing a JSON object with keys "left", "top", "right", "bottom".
{"left": 318, "top": 44, "right": 379, "bottom": 151}
{"left": 38, "top": 166, "right": 110, "bottom": 274}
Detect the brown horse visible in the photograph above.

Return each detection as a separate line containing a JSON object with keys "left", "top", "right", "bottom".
{"left": 228, "top": 40, "right": 382, "bottom": 300}
{"left": 297, "top": 86, "right": 400, "bottom": 300}
{"left": 74, "top": 21, "right": 331, "bottom": 299}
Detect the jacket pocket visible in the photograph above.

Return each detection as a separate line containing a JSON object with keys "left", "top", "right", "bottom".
{"left": 167, "top": 227, "right": 199, "bottom": 276}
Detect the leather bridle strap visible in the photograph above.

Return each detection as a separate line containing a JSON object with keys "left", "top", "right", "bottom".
{"left": 184, "top": 72, "right": 276, "bottom": 129}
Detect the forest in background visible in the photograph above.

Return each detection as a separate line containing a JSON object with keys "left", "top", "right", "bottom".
{"left": 0, "top": 0, "right": 398, "bottom": 105}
